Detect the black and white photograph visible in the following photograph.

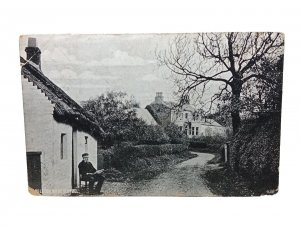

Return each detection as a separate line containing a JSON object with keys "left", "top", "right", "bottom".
{"left": 19, "top": 32, "right": 284, "bottom": 197}
{"left": 3, "top": 0, "right": 300, "bottom": 226}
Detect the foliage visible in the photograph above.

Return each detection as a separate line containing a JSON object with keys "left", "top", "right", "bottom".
{"left": 82, "top": 92, "right": 183, "bottom": 146}
{"left": 103, "top": 168, "right": 126, "bottom": 182}
{"left": 164, "top": 123, "right": 188, "bottom": 144}
{"left": 82, "top": 91, "right": 145, "bottom": 146}
{"left": 203, "top": 167, "right": 262, "bottom": 196}
{"left": 101, "top": 143, "right": 189, "bottom": 171}
{"left": 212, "top": 55, "right": 284, "bottom": 121}
{"left": 188, "top": 135, "right": 226, "bottom": 153}
{"left": 137, "top": 125, "right": 170, "bottom": 145}
{"left": 113, "top": 143, "right": 188, "bottom": 161}
{"left": 228, "top": 113, "right": 280, "bottom": 189}
{"left": 157, "top": 33, "right": 284, "bottom": 133}
{"left": 99, "top": 143, "right": 193, "bottom": 181}
{"left": 101, "top": 149, "right": 115, "bottom": 169}
{"left": 130, "top": 153, "right": 196, "bottom": 181}
{"left": 240, "top": 55, "right": 284, "bottom": 117}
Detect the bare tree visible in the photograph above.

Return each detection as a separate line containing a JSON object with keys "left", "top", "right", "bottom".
{"left": 157, "top": 32, "right": 284, "bottom": 134}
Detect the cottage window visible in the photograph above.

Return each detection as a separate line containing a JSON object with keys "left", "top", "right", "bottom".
{"left": 60, "top": 133, "right": 67, "bottom": 160}
{"left": 189, "top": 127, "right": 192, "bottom": 135}
{"left": 85, "top": 136, "right": 88, "bottom": 152}
{"left": 192, "top": 127, "right": 195, "bottom": 135}
{"left": 196, "top": 127, "right": 199, "bottom": 135}
{"left": 185, "top": 113, "right": 188, "bottom": 119}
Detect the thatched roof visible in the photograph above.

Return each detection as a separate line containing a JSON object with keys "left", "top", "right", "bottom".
{"left": 20, "top": 57, "right": 104, "bottom": 137}
{"left": 146, "top": 103, "right": 172, "bottom": 126}
{"left": 133, "top": 108, "right": 158, "bottom": 125}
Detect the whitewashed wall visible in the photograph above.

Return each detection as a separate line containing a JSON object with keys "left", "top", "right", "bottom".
{"left": 22, "top": 76, "right": 97, "bottom": 195}
{"left": 50, "top": 122, "right": 73, "bottom": 194}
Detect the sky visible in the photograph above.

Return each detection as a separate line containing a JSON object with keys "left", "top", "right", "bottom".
{"left": 19, "top": 34, "right": 180, "bottom": 108}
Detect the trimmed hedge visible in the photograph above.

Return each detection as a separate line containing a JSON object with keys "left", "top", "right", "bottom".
{"left": 100, "top": 143, "right": 188, "bottom": 171}
{"left": 188, "top": 135, "right": 226, "bottom": 154}
{"left": 189, "top": 141, "right": 207, "bottom": 148}
{"left": 114, "top": 143, "right": 188, "bottom": 159}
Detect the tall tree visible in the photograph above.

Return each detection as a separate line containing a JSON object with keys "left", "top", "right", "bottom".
{"left": 157, "top": 32, "right": 284, "bottom": 134}
{"left": 82, "top": 91, "right": 144, "bottom": 146}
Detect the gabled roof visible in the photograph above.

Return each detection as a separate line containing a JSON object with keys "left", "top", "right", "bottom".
{"left": 20, "top": 57, "right": 104, "bottom": 137}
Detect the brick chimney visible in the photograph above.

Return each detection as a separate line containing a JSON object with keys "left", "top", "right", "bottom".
{"left": 155, "top": 92, "right": 164, "bottom": 104}
{"left": 25, "top": 37, "right": 41, "bottom": 69}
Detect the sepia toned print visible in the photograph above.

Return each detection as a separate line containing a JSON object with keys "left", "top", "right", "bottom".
{"left": 19, "top": 33, "right": 284, "bottom": 196}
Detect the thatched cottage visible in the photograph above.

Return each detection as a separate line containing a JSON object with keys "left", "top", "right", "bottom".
{"left": 20, "top": 38, "right": 104, "bottom": 195}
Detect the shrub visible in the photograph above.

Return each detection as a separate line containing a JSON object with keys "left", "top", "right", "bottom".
{"left": 138, "top": 125, "right": 170, "bottom": 145}
{"left": 82, "top": 91, "right": 146, "bottom": 147}
{"left": 164, "top": 123, "right": 188, "bottom": 144}
{"left": 114, "top": 143, "right": 188, "bottom": 159}
{"left": 101, "top": 149, "right": 115, "bottom": 169}
{"left": 98, "top": 143, "right": 193, "bottom": 181}
{"left": 189, "top": 140, "right": 207, "bottom": 148}
{"left": 103, "top": 168, "right": 126, "bottom": 182}
{"left": 228, "top": 114, "right": 280, "bottom": 190}
{"left": 111, "top": 143, "right": 188, "bottom": 171}
{"left": 189, "top": 135, "right": 226, "bottom": 150}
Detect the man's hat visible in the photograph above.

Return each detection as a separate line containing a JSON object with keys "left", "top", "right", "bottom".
{"left": 82, "top": 153, "right": 89, "bottom": 158}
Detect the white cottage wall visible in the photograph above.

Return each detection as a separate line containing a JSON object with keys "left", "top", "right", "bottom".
{"left": 22, "top": 76, "right": 74, "bottom": 195}
{"left": 50, "top": 122, "right": 73, "bottom": 195}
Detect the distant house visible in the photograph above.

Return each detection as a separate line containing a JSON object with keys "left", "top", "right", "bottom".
{"left": 20, "top": 38, "right": 104, "bottom": 195}
{"left": 147, "top": 92, "right": 227, "bottom": 137}
{"left": 170, "top": 104, "right": 227, "bottom": 138}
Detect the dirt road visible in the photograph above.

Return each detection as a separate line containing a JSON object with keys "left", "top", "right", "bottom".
{"left": 102, "top": 152, "right": 215, "bottom": 196}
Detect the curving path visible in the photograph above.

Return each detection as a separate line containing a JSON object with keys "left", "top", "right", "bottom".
{"left": 102, "top": 152, "right": 215, "bottom": 196}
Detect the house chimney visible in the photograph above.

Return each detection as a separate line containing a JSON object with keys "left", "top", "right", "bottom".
{"left": 25, "top": 37, "right": 41, "bottom": 69}
{"left": 155, "top": 92, "right": 164, "bottom": 104}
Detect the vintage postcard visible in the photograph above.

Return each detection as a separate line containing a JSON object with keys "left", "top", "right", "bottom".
{"left": 19, "top": 33, "right": 284, "bottom": 196}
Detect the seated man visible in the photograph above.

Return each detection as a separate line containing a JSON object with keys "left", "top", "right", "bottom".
{"left": 78, "top": 153, "right": 105, "bottom": 195}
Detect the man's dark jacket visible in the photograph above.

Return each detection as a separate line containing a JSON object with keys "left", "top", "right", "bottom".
{"left": 78, "top": 161, "right": 96, "bottom": 179}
